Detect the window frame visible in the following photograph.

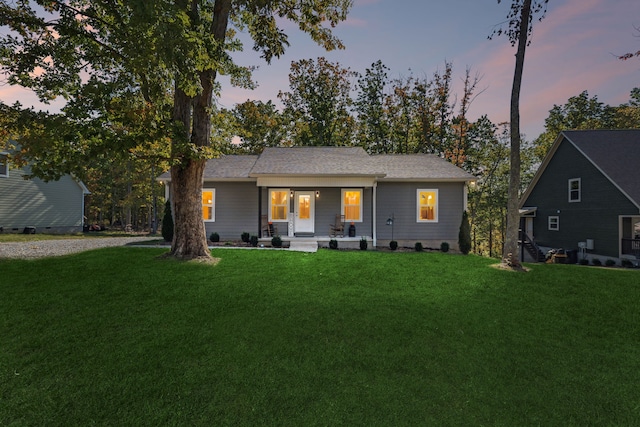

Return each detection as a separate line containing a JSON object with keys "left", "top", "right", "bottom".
{"left": 548, "top": 215, "right": 559, "bottom": 231}
{"left": 417, "top": 189, "right": 439, "bottom": 223}
{"left": 341, "top": 188, "right": 363, "bottom": 223}
{"left": 0, "top": 153, "right": 8, "bottom": 178}
{"left": 568, "top": 178, "right": 581, "bottom": 203}
{"left": 202, "top": 189, "right": 215, "bottom": 222}
{"left": 269, "top": 188, "right": 289, "bottom": 222}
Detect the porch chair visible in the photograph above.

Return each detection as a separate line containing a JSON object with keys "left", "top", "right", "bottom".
{"left": 261, "top": 214, "right": 278, "bottom": 237}
{"left": 329, "top": 214, "right": 345, "bottom": 237}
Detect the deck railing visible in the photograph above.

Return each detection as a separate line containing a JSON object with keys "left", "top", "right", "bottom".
{"left": 621, "top": 238, "right": 640, "bottom": 257}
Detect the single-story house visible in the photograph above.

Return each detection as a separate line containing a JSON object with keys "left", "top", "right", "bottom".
{"left": 0, "top": 151, "right": 90, "bottom": 234}
{"left": 159, "top": 146, "right": 475, "bottom": 249}
{"left": 519, "top": 129, "right": 640, "bottom": 264}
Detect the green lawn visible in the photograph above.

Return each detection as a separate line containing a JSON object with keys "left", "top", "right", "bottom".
{"left": 1, "top": 248, "right": 639, "bottom": 426}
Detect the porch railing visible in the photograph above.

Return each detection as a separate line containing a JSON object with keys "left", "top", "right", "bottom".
{"left": 621, "top": 238, "right": 640, "bottom": 258}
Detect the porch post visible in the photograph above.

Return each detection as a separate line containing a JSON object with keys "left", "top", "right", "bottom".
{"left": 258, "top": 187, "right": 262, "bottom": 237}
{"left": 372, "top": 182, "right": 377, "bottom": 247}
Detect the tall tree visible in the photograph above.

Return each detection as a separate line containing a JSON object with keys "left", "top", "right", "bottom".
{"left": 493, "top": 0, "right": 547, "bottom": 268}
{"left": 0, "top": 0, "right": 352, "bottom": 260}
{"left": 232, "top": 100, "right": 284, "bottom": 153}
{"left": 278, "top": 57, "right": 356, "bottom": 146}
{"left": 354, "top": 60, "right": 391, "bottom": 154}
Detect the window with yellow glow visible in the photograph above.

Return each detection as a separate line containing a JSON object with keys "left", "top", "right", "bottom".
{"left": 342, "top": 189, "right": 362, "bottom": 222}
{"left": 270, "top": 189, "right": 289, "bottom": 221}
{"left": 202, "top": 189, "right": 215, "bottom": 221}
{"left": 417, "top": 189, "right": 438, "bottom": 222}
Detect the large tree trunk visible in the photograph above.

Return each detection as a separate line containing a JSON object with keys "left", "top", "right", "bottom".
{"left": 502, "top": 0, "right": 531, "bottom": 268}
{"left": 168, "top": 0, "right": 231, "bottom": 260}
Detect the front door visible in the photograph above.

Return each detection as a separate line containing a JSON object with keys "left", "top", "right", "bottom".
{"left": 294, "top": 191, "right": 315, "bottom": 235}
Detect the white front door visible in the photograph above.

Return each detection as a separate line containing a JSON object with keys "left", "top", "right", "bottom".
{"left": 294, "top": 191, "right": 315, "bottom": 234}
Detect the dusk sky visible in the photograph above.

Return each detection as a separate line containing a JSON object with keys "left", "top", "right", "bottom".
{"left": 1, "top": 0, "right": 638, "bottom": 140}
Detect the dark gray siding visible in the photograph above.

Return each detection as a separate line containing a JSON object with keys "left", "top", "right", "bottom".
{"left": 376, "top": 182, "right": 465, "bottom": 246}
{"left": 203, "top": 182, "right": 259, "bottom": 239}
{"left": 0, "top": 165, "right": 85, "bottom": 232}
{"left": 523, "top": 139, "right": 638, "bottom": 257}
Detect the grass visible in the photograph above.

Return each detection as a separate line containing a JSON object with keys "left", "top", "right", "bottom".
{"left": 0, "top": 231, "right": 154, "bottom": 243}
{"left": 1, "top": 248, "right": 639, "bottom": 426}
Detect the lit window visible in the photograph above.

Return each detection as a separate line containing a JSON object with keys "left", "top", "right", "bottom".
{"left": 417, "top": 189, "right": 438, "bottom": 222}
{"left": 548, "top": 216, "right": 559, "bottom": 231}
{"left": 0, "top": 154, "right": 7, "bottom": 178}
{"left": 202, "top": 189, "right": 215, "bottom": 221}
{"left": 568, "top": 178, "right": 581, "bottom": 202}
{"left": 270, "top": 189, "right": 289, "bottom": 221}
{"left": 342, "top": 189, "right": 362, "bottom": 222}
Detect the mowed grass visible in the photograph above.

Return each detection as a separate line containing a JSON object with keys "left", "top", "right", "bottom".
{"left": 1, "top": 248, "right": 639, "bottom": 426}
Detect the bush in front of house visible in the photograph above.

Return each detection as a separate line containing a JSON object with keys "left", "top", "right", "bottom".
{"left": 621, "top": 259, "right": 634, "bottom": 268}
{"left": 440, "top": 242, "right": 450, "bottom": 253}
{"left": 359, "top": 237, "right": 368, "bottom": 250}
{"left": 580, "top": 258, "right": 590, "bottom": 265}
{"left": 591, "top": 258, "right": 602, "bottom": 266}
{"left": 250, "top": 235, "right": 259, "bottom": 247}
{"left": 415, "top": 242, "right": 423, "bottom": 252}
{"left": 209, "top": 232, "right": 220, "bottom": 242}
{"left": 161, "top": 199, "right": 174, "bottom": 242}
{"left": 329, "top": 239, "right": 338, "bottom": 249}
{"left": 605, "top": 259, "right": 616, "bottom": 267}
{"left": 271, "top": 235, "right": 283, "bottom": 248}
{"left": 241, "top": 232, "right": 250, "bottom": 243}
{"left": 458, "top": 210, "right": 472, "bottom": 255}
{"left": 389, "top": 241, "right": 398, "bottom": 251}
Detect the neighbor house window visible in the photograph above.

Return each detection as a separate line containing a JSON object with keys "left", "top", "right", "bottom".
{"left": 0, "top": 154, "right": 7, "bottom": 178}
{"left": 568, "top": 178, "right": 581, "bottom": 202}
{"left": 417, "top": 189, "right": 438, "bottom": 222}
{"left": 342, "top": 189, "right": 362, "bottom": 222}
{"left": 548, "top": 215, "right": 559, "bottom": 231}
{"left": 202, "top": 189, "right": 215, "bottom": 221}
{"left": 270, "top": 189, "right": 289, "bottom": 221}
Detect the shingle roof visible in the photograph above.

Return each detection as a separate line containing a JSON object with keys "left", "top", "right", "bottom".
{"left": 158, "top": 147, "right": 475, "bottom": 182}
{"left": 371, "top": 154, "right": 475, "bottom": 180}
{"left": 563, "top": 130, "right": 640, "bottom": 206}
{"left": 249, "top": 146, "right": 381, "bottom": 176}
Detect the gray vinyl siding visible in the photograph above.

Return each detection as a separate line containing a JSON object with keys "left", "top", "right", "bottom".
{"left": 203, "top": 182, "right": 258, "bottom": 239}
{"left": 376, "top": 182, "right": 465, "bottom": 246}
{"left": 0, "top": 165, "right": 85, "bottom": 232}
{"left": 523, "top": 139, "right": 638, "bottom": 257}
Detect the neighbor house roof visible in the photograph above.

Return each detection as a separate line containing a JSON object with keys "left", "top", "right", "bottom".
{"left": 158, "top": 146, "right": 475, "bottom": 182}
{"left": 520, "top": 129, "right": 640, "bottom": 209}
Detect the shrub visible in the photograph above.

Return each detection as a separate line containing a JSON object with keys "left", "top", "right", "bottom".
{"left": 580, "top": 258, "right": 590, "bottom": 265}
{"left": 359, "top": 237, "right": 368, "bottom": 251}
{"left": 458, "top": 210, "right": 472, "bottom": 255}
{"left": 591, "top": 258, "right": 602, "bottom": 266}
{"left": 161, "top": 199, "right": 174, "bottom": 242}
{"left": 389, "top": 241, "right": 398, "bottom": 251}
{"left": 415, "top": 242, "right": 423, "bottom": 252}
{"left": 440, "top": 242, "right": 450, "bottom": 253}
{"left": 621, "top": 259, "right": 634, "bottom": 268}
{"left": 209, "top": 232, "right": 220, "bottom": 242}
{"left": 329, "top": 239, "right": 338, "bottom": 250}
{"left": 250, "top": 235, "right": 259, "bottom": 247}
{"left": 605, "top": 259, "right": 616, "bottom": 267}
{"left": 241, "top": 232, "right": 250, "bottom": 243}
{"left": 271, "top": 235, "right": 283, "bottom": 248}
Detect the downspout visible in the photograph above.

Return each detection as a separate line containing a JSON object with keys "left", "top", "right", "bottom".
{"left": 372, "top": 182, "right": 377, "bottom": 247}
{"left": 258, "top": 187, "right": 263, "bottom": 237}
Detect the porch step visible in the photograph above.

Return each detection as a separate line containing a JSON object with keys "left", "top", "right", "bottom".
{"left": 288, "top": 238, "right": 318, "bottom": 253}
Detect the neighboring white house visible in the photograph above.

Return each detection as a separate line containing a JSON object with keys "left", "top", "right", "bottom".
{"left": 0, "top": 152, "right": 90, "bottom": 233}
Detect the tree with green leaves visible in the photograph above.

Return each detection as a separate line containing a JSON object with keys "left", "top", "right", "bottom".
{"left": 354, "top": 60, "right": 391, "bottom": 154}
{"left": 278, "top": 57, "right": 356, "bottom": 146}
{"left": 232, "top": 100, "right": 284, "bottom": 154}
{"left": 0, "top": 0, "right": 352, "bottom": 260}
{"left": 493, "top": 0, "right": 548, "bottom": 269}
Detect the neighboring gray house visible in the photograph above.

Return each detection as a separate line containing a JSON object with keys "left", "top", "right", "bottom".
{"left": 519, "top": 130, "right": 640, "bottom": 264}
{"left": 159, "top": 146, "right": 475, "bottom": 249}
{"left": 0, "top": 152, "right": 90, "bottom": 233}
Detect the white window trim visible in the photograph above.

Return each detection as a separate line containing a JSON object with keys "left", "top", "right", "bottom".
{"left": 0, "top": 153, "right": 8, "bottom": 178}
{"left": 341, "top": 188, "right": 363, "bottom": 222}
{"left": 417, "top": 188, "right": 439, "bottom": 223}
{"left": 548, "top": 215, "right": 559, "bottom": 231}
{"left": 269, "top": 188, "right": 289, "bottom": 222}
{"left": 202, "top": 189, "right": 215, "bottom": 222}
{"left": 568, "top": 178, "right": 581, "bottom": 203}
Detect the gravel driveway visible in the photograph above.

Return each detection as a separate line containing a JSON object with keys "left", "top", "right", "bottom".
{"left": 0, "top": 236, "right": 160, "bottom": 259}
